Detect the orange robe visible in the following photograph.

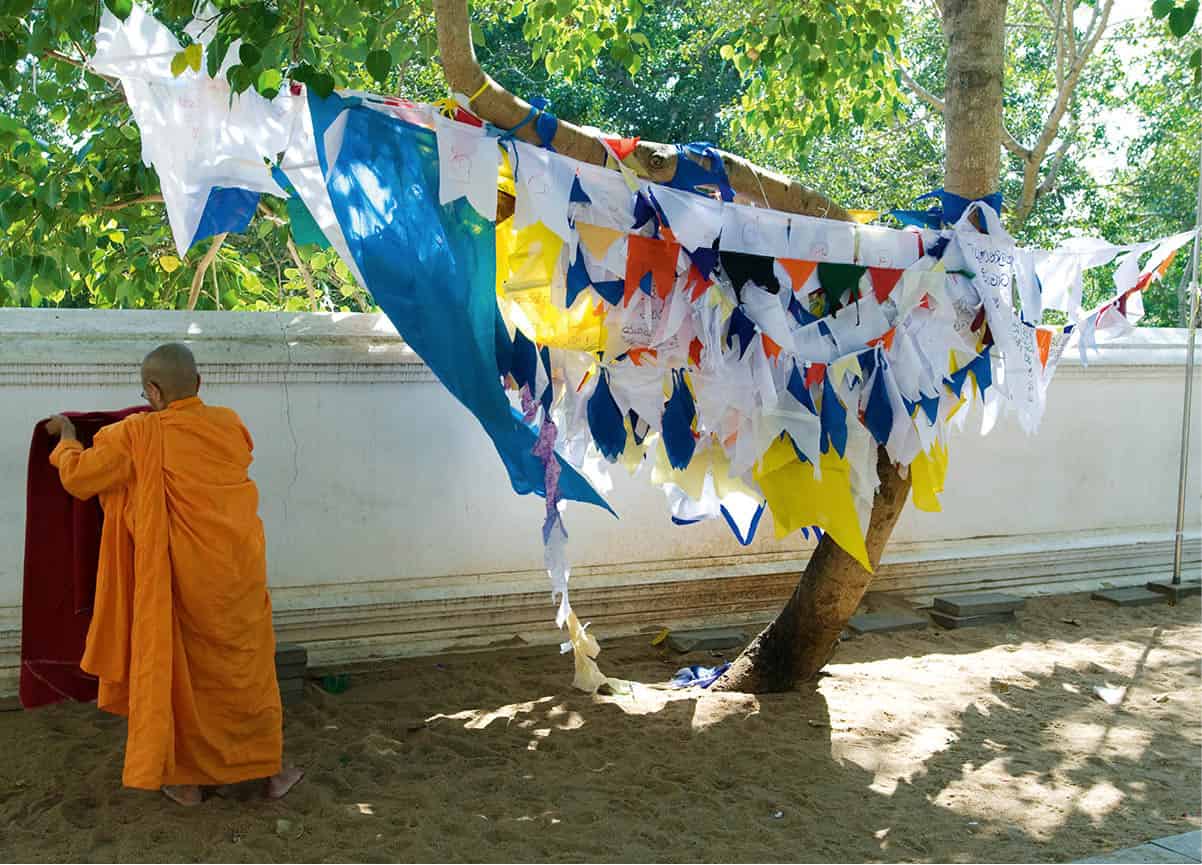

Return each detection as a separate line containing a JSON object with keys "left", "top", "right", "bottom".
{"left": 50, "top": 396, "right": 282, "bottom": 790}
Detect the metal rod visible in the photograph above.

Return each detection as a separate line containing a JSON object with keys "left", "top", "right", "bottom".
{"left": 1170, "top": 138, "right": 1202, "bottom": 585}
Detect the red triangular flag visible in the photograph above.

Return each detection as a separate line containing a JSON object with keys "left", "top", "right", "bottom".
{"left": 604, "top": 136, "right": 641, "bottom": 161}
{"left": 805, "top": 362, "right": 826, "bottom": 388}
{"left": 868, "top": 267, "right": 904, "bottom": 303}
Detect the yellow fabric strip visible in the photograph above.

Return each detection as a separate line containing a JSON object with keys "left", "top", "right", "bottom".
{"left": 754, "top": 437, "right": 871, "bottom": 570}
{"left": 910, "top": 439, "right": 949, "bottom": 512}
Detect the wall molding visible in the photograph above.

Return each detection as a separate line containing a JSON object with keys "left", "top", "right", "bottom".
{"left": 3, "top": 530, "right": 1196, "bottom": 693}
{"left": 0, "top": 361, "right": 439, "bottom": 387}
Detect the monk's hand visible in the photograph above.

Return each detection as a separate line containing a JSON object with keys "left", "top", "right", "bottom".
{"left": 45, "top": 414, "right": 76, "bottom": 441}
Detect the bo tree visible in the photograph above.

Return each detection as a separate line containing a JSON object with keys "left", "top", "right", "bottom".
{"left": 2, "top": 0, "right": 1185, "bottom": 691}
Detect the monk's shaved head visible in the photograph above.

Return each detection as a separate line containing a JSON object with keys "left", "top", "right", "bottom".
{"left": 142, "top": 343, "right": 200, "bottom": 408}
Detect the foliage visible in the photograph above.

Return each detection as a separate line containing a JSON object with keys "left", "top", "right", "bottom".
{"left": 0, "top": 0, "right": 1194, "bottom": 327}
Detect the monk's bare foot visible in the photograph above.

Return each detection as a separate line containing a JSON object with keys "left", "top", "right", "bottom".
{"left": 265, "top": 767, "right": 304, "bottom": 800}
{"left": 162, "top": 785, "right": 203, "bottom": 807}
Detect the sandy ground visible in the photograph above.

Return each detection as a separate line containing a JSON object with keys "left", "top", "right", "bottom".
{"left": 1, "top": 591, "right": 1199, "bottom": 863}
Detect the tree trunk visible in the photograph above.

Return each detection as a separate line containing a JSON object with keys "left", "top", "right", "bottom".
{"left": 711, "top": 450, "right": 912, "bottom": 692}
{"left": 432, "top": 0, "right": 1007, "bottom": 693}
{"left": 714, "top": 0, "right": 1008, "bottom": 692}
{"left": 944, "top": 0, "right": 1008, "bottom": 202}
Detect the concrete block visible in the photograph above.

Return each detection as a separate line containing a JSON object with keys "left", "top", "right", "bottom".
{"left": 1075, "top": 843, "right": 1196, "bottom": 863}
{"left": 666, "top": 628, "right": 747, "bottom": 653}
{"left": 848, "top": 610, "right": 928, "bottom": 635}
{"left": 1152, "top": 831, "right": 1202, "bottom": 861}
{"left": 1146, "top": 580, "right": 1202, "bottom": 603}
{"left": 932, "top": 592, "right": 1024, "bottom": 616}
{"left": 275, "top": 643, "right": 308, "bottom": 667}
{"left": 930, "top": 609, "right": 1016, "bottom": 630}
{"left": 276, "top": 661, "right": 308, "bottom": 681}
{"left": 280, "top": 677, "right": 305, "bottom": 706}
{"left": 1092, "top": 587, "right": 1169, "bottom": 607}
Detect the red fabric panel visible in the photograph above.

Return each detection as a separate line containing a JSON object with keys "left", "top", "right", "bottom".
{"left": 20, "top": 407, "right": 148, "bottom": 709}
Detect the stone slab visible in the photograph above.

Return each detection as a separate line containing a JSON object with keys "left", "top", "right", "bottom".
{"left": 1146, "top": 580, "right": 1202, "bottom": 602}
{"left": 276, "top": 661, "right": 308, "bottom": 680}
{"left": 1075, "top": 843, "right": 1196, "bottom": 864}
{"left": 280, "top": 678, "right": 305, "bottom": 706}
{"left": 932, "top": 592, "right": 1025, "bottom": 617}
{"left": 666, "top": 628, "right": 747, "bottom": 653}
{"left": 848, "top": 610, "right": 929, "bottom": 635}
{"left": 1092, "top": 587, "right": 1170, "bottom": 607}
{"left": 275, "top": 643, "right": 308, "bottom": 666}
{"left": 1152, "top": 831, "right": 1202, "bottom": 861}
{"left": 929, "top": 609, "right": 1016, "bottom": 630}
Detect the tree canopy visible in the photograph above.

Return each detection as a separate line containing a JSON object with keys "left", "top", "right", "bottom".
{"left": 0, "top": 0, "right": 1196, "bottom": 321}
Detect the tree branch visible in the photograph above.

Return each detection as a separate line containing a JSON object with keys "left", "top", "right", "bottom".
{"left": 287, "top": 237, "right": 322, "bottom": 311}
{"left": 1036, "top": 122, "right": 1075, "bottom": 199}
{"left": 42, "top": 50, "right": 118, "bottom": 86}
{"left": 1001, "top": 126, "right": 1029, "bottom": 158}
{"left": 100, "top": 194, "right": 164, "bottom": 211}
{"left": 898, "top": 64, "right": 945, "bottom": 113}
{"left": 187, "top": 233, "right": 227, "bottom": 311}
{"left": 432, "top": 0, "right": 848, "bottom": 220}
{"left": 1010, "top": 0, "right": 1113, "bottom": 232}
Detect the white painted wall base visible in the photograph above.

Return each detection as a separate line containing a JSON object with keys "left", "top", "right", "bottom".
{"left": 1, "top": 311, "right": 1197, "bottom": 692}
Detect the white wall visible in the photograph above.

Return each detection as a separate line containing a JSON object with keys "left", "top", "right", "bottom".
{"left": 1, "top": 309, "right": 1198, "bottom": 691}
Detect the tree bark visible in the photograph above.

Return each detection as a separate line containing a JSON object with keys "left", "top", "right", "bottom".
{"left": 431, "top": 0, "right": 1010, "bottom": 692}
{"left": 712, "top": 449, "right": 912, "bottom": 692}
{"left": 432, "top": 0, "right": 847, "bottom": 220}
{"left": 943, "top": 0, "right": 1008, "bottom": 202}
{"left": 721, "top": 0, "right": 1008, "bottom": 691}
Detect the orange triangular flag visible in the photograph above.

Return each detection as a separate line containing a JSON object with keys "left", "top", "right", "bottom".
{"left": 1035, "top": 327, "right": 1052, "bottom": 370}
{"left": 605, "top": 136, "right": 640, "bottom": 161}
{"left": 762, "top": 334, "right": 782, "bottom": 362}
{"left": 805, "top": 362, "right": 826, "bottom": 388}
{"left": 625, "top": 235, "right": 680, "bottom": 304}
{"left": 779, "top": 259, "right": 817, "bottom": 292}
{"left": 867, "top": 327, "right": 896, "bottom": 352}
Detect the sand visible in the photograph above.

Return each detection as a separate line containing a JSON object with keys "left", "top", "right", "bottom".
{"left": 1, "top": 592, "right": 1199, "bottom": 863}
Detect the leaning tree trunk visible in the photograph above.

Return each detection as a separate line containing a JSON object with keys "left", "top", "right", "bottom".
{"left": 714, "top": 0, "right": 1009, "bottom": 691}
{"left": 433, "top": 0, "right": 1006, "bottom": 692}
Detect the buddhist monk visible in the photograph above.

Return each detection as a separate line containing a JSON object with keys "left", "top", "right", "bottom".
{"left": 43, "top": 343, "right": 303, "bottom": 806}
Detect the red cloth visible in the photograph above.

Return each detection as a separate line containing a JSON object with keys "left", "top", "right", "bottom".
{"left": 20, "top": 407, "right": 148, "bottom": 709}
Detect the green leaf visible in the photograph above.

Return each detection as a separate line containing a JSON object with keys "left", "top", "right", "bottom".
{"left": 256, "top": 67, "right": 282, "bottom": 97}
{"left": 207, "top": 34, "right": 229, "bottom": 78}
{"left": 1152, "top": 0, "right": 1174, "bottom": 19}
{"left": 470, "top": 21, "right": 486, "bottom": 45}
{"left": 104, "top": 0, "right": 133, "bottom": 21}
{"left": 238, "top": 43, "right": 262, "bottom": 68}
{"left": 226, "top": 63, "right": 253, "bottom": 94}
{"left": 1169, "top": 1, "right": 1197, "bottom": 35}
{"left": 366, "top": 49, "right": 391, "bottom": 83}
{"left": 309, "top": 72, "right": 335, "bottom": 98}
{"left": 185, "top": 43, "right": 203, "bottom": 72}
